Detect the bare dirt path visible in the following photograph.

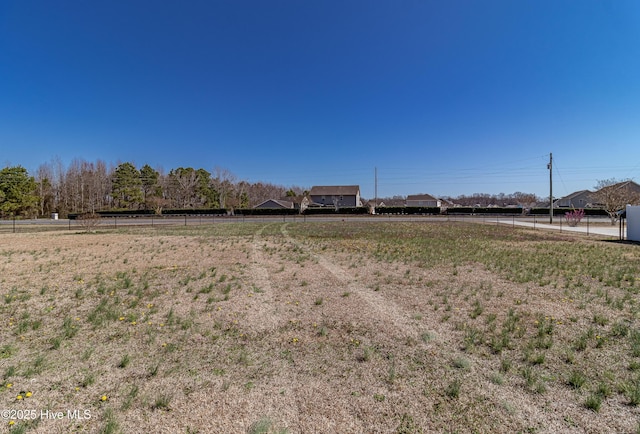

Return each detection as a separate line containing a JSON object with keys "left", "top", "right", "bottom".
{"left": 280, "top": 223, "right": 427, "bottom": 342}
{"left": 244, "top": 224, "right": 281, "bottom": 333}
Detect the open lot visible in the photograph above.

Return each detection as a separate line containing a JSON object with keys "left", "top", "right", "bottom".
{"left": 1, "top": 221, "right": 640, "bottom": 433}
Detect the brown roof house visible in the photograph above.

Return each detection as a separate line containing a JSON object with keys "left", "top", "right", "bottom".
{"left": 309, "top": 185, "right": 361, "bottom": 208}
{"left": 406, "top": 194, "right": 441, "bottom": 207}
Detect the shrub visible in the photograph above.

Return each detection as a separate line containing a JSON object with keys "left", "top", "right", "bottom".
{"left": 564, "top": 209, "right": 585, "bottom": 227}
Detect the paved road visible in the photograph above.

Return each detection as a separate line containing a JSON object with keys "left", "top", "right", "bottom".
{"left": 497, "top": 218, "right": 624, "bottom": 238}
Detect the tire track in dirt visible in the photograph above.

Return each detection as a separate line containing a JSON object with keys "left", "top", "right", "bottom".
{"left": 280, "top": 223, "right": 422, "bottom": 340}
{"left": 245, "top": 224, "right": 305, "bottom": 430}
{"left": 245, "top": 224, "right": 280, "bottom": 333}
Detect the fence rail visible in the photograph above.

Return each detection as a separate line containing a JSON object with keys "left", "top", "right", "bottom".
{"left": 0, "top": 214, "right": 618, "bottom": 236}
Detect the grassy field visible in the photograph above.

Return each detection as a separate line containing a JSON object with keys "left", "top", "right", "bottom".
{"left": 1, "top": 221, "right": 640, "bottom": 433}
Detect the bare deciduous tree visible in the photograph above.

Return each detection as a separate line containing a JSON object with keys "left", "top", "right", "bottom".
{"left": 592, "top": 179, "right": 640, "bottom": 225}
{"left": 77, "top": 212, "right": 102, "bottom": 233}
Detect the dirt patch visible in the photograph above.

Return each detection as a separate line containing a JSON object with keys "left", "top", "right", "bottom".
{"left": 1, "top": 222, "right": 639, "bottom": 433}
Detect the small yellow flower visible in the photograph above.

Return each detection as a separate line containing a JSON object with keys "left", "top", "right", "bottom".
{"left": 75, "top": 387, "right": 80, "bottom": 391}
{"left": 101, "top": 395, "right": 108, "bottom": 401}
{"left": 119, "top": 316, "right": 125, "bottom": 321}
{"left": 130, "top": 321, "right": 137, "bottom": 325}
{"left": 8, "top": 421, "right": 15, "bottom": 426}
{"left": 16, "top": 394, "right": 23, "bottom": 400}
{"left": 292, "top": 337, "right": 299, "bottom": 343}
{"left": 25, "top": 391, "right": 32, "bottom": 398}
{"left": 6, "top": 383, "right": 12, "bottom": 388}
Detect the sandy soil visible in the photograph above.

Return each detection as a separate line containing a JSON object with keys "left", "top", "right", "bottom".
{"left": 0, "top": 222, "right": 639, "bottom": 433}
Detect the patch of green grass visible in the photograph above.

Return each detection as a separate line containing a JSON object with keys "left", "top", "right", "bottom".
{"left": 584, "top": 393, "right": 602, "bottom": 412}
{"left": 567, "top": 371, "right": 586, "bottom": 390}
{"left": 452, "top": 357, "right": 470, "bottom": 370}
{"left": 445, "top": 379, "right": 461, "bottom": 399}
{"left": 151, "top": 394, "right": 172, "bottom": 411}
{"left": 118, "top": 354, "right": 130, "bottom": 368}
{"left": 0, "top": 344, "right": 15, "bottom": 359}
{"left": 490, "top": 372, "right": 504, "bottom": 385}
{"left": 101, "top": 408, "right": 119, "bottom": 434}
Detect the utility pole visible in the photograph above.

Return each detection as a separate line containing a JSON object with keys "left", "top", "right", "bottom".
{"left": 374, "top": 167, "right": 378, "bottom": 209}
{"left": 548, "top": 153, "right": 553, "bottom": 224}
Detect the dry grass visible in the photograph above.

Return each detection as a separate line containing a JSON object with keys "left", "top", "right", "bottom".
{"left": 1, "top": 221, "right": 640, "bottom": 433}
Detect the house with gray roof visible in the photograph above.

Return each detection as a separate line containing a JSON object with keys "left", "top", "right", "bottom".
{"left": 309, "top": 185, "right": 361, "bottom": 207}
{"left": 554, "top": 190, "right": 594, "bottom": 208}
{"left": 406, "top": 194, "right": 440, "bottom": 207}
{"left": 254, "top": 199, "right": 295, "bottom": 209}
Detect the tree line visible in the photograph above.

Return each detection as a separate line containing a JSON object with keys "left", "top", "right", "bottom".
{"left": 0, "top": 159, "right": 304, "bottom": 218}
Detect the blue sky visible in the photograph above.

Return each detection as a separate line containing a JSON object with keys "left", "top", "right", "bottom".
{"left": 1, "top": 1, "right": 640, "bottom": 200}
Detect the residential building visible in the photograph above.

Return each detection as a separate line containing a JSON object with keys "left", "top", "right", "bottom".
{"left": 406, "top": 194, "right": 440, "bottom": 207}
{"left": 309, "top": 185, "right": 361, "bottom": 207}
{"left": 554, "top": 190, "right": 594, "bottom": 208}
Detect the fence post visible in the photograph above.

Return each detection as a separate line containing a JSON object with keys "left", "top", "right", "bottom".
{"left": 184, "top": 215, "right": 187, "bottom": 226}
{"left": 586, "top": 215, "right": 589, "bottom": 236}
{"left": 13, "top": 216, "right": 16, "bottom": 233}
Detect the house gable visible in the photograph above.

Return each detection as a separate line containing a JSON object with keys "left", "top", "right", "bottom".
{"left": 309, "top": 185, "right": 361, "bottom": 207}
{"left": 406, "top": 193, "right": 440, "bottom": 207}
{"left": 254, "top": 199, "right": 294, "bottom": 209}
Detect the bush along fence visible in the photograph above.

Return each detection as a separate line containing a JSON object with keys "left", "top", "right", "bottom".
{"left": 564, "top": 209, "right": 586, "bottom": 227}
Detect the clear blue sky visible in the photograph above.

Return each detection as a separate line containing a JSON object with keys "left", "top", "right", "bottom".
{"left": 2, "top": 1, "right": 640, "bottom": 200}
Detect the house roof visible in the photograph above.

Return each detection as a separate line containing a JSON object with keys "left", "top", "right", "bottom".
{"left": 602, "top": 180, "right": 640, "bottom": 192}
{"left": 407, "top": 194, "right": 437, "bottom": 201}
{"left": 309, "top": 185, "right": 360, "bottom": 196}
{"left": 555, "top": 190, "right": 592, "bottom": 203}
{"left": 254, "top": 199, "right": 294, "bottom": 209}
